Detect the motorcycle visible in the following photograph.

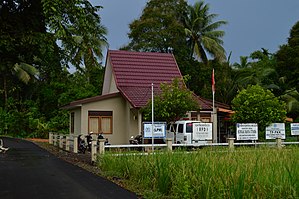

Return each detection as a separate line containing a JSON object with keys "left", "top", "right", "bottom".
{"left": 129, "top": 135, "right": 143, "bottom": 151}
{"left": 85, "top": 134, "right": 93, "bottom": 152}
{"left": 129, "top": 134, "right": 143, "bottom": 145}
{"left": 97, "top": 133, "right": 110, "bottom": 145}
{"left": 77, "top": 135, "right": 87, "bottom": 154}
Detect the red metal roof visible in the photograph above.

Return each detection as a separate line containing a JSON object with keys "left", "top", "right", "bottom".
{"left": 108, "top": 50, "right": 182, "bottom": 108}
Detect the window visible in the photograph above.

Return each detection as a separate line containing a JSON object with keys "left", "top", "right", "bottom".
{"left": 191, "top": 112, "right": 198, "bottom": 120}
{"left": 70, "top": 112, "right": 74, "bottom": 134}
{"left": 178, "top": 124, "right": 183, "bottom": 134}
{"left": 88, "top": 111, "right": 113, "bottom": 134}
{"left": 186, "top": 123, "right": 193, "bottom": 133}
{"left": 101, "top": 117, "right": 112, "bottom": 134}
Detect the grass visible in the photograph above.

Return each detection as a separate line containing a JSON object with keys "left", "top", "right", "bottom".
{"left": 97, "top": 146, "right": 299, "bottom": 198}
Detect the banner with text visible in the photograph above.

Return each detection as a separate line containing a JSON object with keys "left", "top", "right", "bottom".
{"left": 192, "top": 123, "right": 213, "bottom": 141}
{"left": 291, "top": 123, "right": 299, "bottom": 135}
{"left": 236, "top": 123, "right": 258, "bottom": 140}
{"left": 143, "top": 122, "right": 166, "bottom": 138}
{"left": 265, "top": 123, "right": 285, "bottom": 139}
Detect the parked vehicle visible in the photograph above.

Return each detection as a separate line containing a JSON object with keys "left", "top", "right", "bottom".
{"left": 129, "top": 134, "right": 143, "bottom": 151}
{"left": 85, "top": 133, "right": 93, "bottom": 151}
{"left": 129, "top": 134, "right": 143, "bottom": 145}
{"left": 171, "top": 120, "right": 211, "bottom": 144}
{"left": 97, "top": 133, "right": 110, "bottom": 145}
{"left": 78, "top": 135, "right": 87, "bottom": 153}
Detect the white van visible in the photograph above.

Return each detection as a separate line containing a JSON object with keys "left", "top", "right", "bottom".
{"left": 173, "top": 120, "right": 212, "bottom": 144}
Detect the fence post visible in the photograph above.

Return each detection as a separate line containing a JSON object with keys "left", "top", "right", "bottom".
{"left": 49, "top": 132, "right": 53, "bottom": 144}
{"left": 65, "top": 135, "right": 70, "bottom": 151}
{"left": 98, "top": 139, "right": 106, "bottom": 155}
{"left": 73, "top": 135, "right": 78, "bottom": 153}
{"left": 59, "top": 135, "right": 64, "bottom": 148}
{"left": 276, "top": 137, "right": 282, "bottom": 149}
{"left": 227, "top": 138, "right": 235, "bottom": 151}
{"left": 91, "top": 139, "right": 98, "bottom": 163}
{"left": 166, "top": 138, "right": 173, "bottom": 151}
{"left": 53, "top": 134, "right": 58, "bottom": 146}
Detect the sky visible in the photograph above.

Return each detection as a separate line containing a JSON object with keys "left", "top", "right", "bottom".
{"left": 92, "top": 0, "right": 299, "bottom": 63}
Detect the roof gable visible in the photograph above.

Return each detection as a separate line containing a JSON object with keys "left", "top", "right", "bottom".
{"left": 104, "top": 50, "right": 183, "bottom": 108}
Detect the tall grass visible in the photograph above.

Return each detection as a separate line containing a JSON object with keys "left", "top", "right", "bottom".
{"left": 97, "top": 147, "right": 299, "bottom": 198}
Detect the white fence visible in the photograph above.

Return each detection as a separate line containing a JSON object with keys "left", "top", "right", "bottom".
{"left": 48, "top": 133, "right": 299, "bottom": 163}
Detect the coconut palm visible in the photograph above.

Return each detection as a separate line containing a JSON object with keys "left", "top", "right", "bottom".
{"left": 280, "top": 89, "right": 299, "bottom": 120}
{"left": 233, "top": 56, "right": 251, "bottom": 69}
{"left": 68, "top": 24, "right": 108, "bottom": 83}
{"left": 183, "top": 1, "right": 227, "bottom": 64}
{"left": 68, "top": 23, "right": 108, "bottom": 70}
{"left": 1, "top": 62, "right": 38, "bottom": 108}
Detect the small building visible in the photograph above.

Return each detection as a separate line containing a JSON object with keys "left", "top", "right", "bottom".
{"left": 63, "top": 50, "right": 233, "bottom": 144}
{"left": 63, "top": 50, "right": 184, "bottom": 144}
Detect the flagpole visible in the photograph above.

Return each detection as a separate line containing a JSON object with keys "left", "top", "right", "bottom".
{"left": 212, "top": 68, "right": 215, "bottom": 113}
{"left": 151, "top": 83, "right": 154, "bottom": 152}
{"left": 212, "top": 69, "right": 216, "bottom": 143}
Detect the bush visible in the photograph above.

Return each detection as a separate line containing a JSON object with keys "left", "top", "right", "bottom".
{"left": 231, "top": 85, "right": 287, "bottom": 138}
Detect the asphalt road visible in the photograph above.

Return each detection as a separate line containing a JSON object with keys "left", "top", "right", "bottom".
{"left": 0, "top": 137, "right": 137, "bottom": 199}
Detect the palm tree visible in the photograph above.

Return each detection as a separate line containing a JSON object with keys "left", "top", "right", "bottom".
{"left": 44, "top": 0, "right": 108, "bottom": 81}
{"left": 280, "top": 89, "right": 299, "bottom": 120}
{"left": 233, "top": 56, "right": 251, "bottom": 69}
{"left": 1, "top": 62, "right": 38, "bottom": 108}
{"left": 183, "top": 1, "right": 227, "bottom": 64}
{"left": 68, "top": 23, "right": 108, "bottom": 83}
{"left": 232, "top": 50, "right": 277, "bottom": 91}
{"left": 68, "top": 23, "right": 108, "bottom": 70}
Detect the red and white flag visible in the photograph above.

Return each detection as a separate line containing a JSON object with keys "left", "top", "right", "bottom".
{"left": 212, "top": 68, "right": 215, "bottom": 94}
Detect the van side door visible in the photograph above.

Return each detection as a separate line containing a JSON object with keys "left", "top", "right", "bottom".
{"left": 176, "top": 124, "right": 184, "bottom": 144}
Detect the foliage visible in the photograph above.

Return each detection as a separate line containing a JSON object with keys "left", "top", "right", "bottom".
{"left": 99, "top": 147, "right": 299, "bottom": 198}
{"left": 232, "top": 56, "right": 251, "bottom": 69}
{"left": 123, "top": 0, "right": 188, "bottom": 54}
{"left": 210, "top": 61, "right": 238, "bottom": 104}
{"left": 58, "top": 69, "right": 104, "bottom": 106}
{"left": 276, "top": 21, "right": 299, "bottom": 91}
{"left": 231, "top": 49, "right": 278, "bottom": 92}
{"left": 279, "top": 89, "right": 299, "bottom": 120}
{"left": 0, "top": 0, "right": 106, "bottom": 137}
{"left": 183, "top": 1, "right": 227, "bottom": 64}
{"left": 42, "top": 0, "right": 108, "bottom": 67}
{"left": 231, "top": 85, "right": 286, "bottom": 137}
{"left": 142, "top": 78, "right": 200, "bottom": 123}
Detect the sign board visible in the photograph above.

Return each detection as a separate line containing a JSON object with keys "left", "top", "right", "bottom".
{"left": 143, "top": 122, "right": 166, "bottom": 138}
{"left": 265, "top": 123, "right": 285, "bottom": 139}
{"left": 291, "top": 123, "right": 299, "bottom": 135}
{"left": 236, "top": 123, "right": 258, "bottom": 140}
{"left": 192, "top": 123, "right": 212, "bottom": 140}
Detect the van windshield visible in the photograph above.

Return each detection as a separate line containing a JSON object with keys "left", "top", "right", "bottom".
{"left": 186, "top": 123, "right": 193, "bottom": 133}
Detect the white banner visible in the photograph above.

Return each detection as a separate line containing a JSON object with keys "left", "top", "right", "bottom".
{"left": 192, "top": 123, "right": 212, "bottom": 140}
{"left": 143, "top": 122, "right": 166, "bottom": 138}
{"left": 265, "top": 123, "right": 285, "bottom": 139}
{"left": 291, "top": 123, "right": 299, "bottom": 135}
{"left": 236, "top": 123, "right": 258, "bottom": 140}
